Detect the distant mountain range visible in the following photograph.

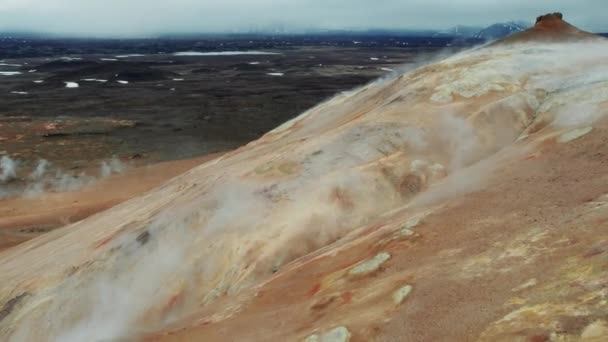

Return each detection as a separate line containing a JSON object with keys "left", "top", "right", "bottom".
{"left": 434, "top": 21, "right": 530, "bottom": 41}
{"left": 0, "top": 21, "right": 553, "bottom": 42}
{"left": 475, "top": 22, "right": 530, "bottom": 40}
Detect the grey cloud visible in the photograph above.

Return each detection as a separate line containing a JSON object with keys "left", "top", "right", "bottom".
{"left": 0, "top": 0, "right": 605, "bottom": 37}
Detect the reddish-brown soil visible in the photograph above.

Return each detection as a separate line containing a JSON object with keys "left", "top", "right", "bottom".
{"left": 498, "top": 12, "right": 603, "bottom": 44}
{"left": 0, "top": 153, "right": 222, "bottom": 252}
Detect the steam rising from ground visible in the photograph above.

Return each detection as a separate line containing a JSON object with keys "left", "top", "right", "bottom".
{"left": 51, "top": 214, "right": 194, "bottom": 342}
{"left": 100, "top": 158, "right": 126, "bottom": 178}
{"left": 0, "top": 156, "right": 127, "bottom": 199}
{"left": 0, "top": 156, "right": 18, "bottom": 182}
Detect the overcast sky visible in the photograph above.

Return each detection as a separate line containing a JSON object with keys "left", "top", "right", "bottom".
{"left": 0, "top": 0, "right": 605, "bottom": 37}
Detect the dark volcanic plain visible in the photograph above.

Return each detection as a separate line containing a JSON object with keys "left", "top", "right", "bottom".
{"left": 0, "top": 36, "right": 468, "bottom": 167}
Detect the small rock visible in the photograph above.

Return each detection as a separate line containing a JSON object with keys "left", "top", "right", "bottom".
{"left": 349, "top": 252, "right": 391, "bottom": 276}
{"left": 136, "top": 231, "right": 150, "bottom": 245}
{"left": 0, "top": 293, "right": 29, "bottom": 323}
{"left": 513, "top": 278, "right": 538, "bottom": 292}
{"left": 322, "top": 326, "right": 351, "bottom": 342}
{"left": 305, "top": 326, "right": 351, "bottom": 342}
{"left": 400, "top": 228, "right": 415, "bottom": 237}
{"left": 581, "top": 320, "right": 608, "bottom": 339}
{"left": 393, "top": 285, "right": 413, "bottom": 305}
{"left": 410, "top": 159, "right": 429, "bottom": 172}
{"left": 398, "top": 217, "right": 421, "bottom": 237}
{"left": 403, "top": 217, "right": 420, "bottom": 230}
{"left": 429, "top": 163, "right": 447, "bottom": 180}
{"left": 304, "top": 335, "right": 320, "bottom": 342}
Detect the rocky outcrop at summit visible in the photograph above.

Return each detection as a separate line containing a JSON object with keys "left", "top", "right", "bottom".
{"left": 498, "top": 12, "right": 603, "bottom": 44}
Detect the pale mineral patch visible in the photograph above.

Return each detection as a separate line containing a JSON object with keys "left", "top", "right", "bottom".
{"left": 581, "top": 320, "right": 608, "bottom": 339}
{"left": 557, "top": 126, "right": 593, "bottom": 143}
{"left": 403, "top": 217, "right": 421, "bottom": 230}
{"left": 305, "top": 326, "right": 351, "bottom": 342}
{"left": 399, "top": 228, "right": 415, "bottom": 237}
{"left": 512, "top": 278, "right": 538, "bottom": 292}
{"left": 349, "top": 252, "right": 391, "bottom": 276}
{"left": 392, "top": 284, "right": 413, "bottom": 305}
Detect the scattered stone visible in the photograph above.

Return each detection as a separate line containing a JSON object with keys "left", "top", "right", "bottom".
{"left": 513, "top": 278, "right": 538, "bottom": 292}
{"left": 399, "top": 228, "right": 415, "bottom": 237}
{"left": 349, "top": 252, "right": 391, "bottom": 276}
{"left": 0, "top": 293, "right": 29, "bottom": 323}
{"left": 397, "top": 217, "right": 423, "bottom": 238}
{"left": 304, "top": 334, "right": 320, "bottom": 342}
{"left": 305, "top": 326, "right": 351, "bottom": 342}
{"left": 393, "top": 285, "right": 413, "bottom": 305}
{"left": 557, "top": 127, "right": 593, "bottom": 143}
{"left": 136, "top": 230, "right": 150, "bottom": 245}
{"left": 403, "top": 217, "right": 420, "bottom": 230}
{"left": 410, "top": 159, "right": 429, "bottom": 172}
{"left": 128, "top": 153, "right": 144, "bottom": 159}
{"left": 429, "top": 163, "right": 447, "bottom": 180}
{"left": 18, "top": 226, "right": 53, "bottom": 234}
{"left": 581, "top": 320, "right": 608, "bottom": 339}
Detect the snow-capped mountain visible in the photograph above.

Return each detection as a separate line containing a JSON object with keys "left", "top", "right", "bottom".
{"left": 474, "top": 22, "right": 529, "bottom": 40}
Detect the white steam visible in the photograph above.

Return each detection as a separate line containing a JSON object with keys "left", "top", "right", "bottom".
{"left": 29, "top": 159, "right": 49, "bottom": 180}
{"left": 552, "top": 103, "right": 605, "bottom": 128}
{"left": 0, "top": 156, "right": 128, "bottom": 199}
{"left": 54, "top": 218, "right": 192, "bottom": 341}
{"left": 100, "top": 157, "right": 126, "bottom": 178}
{"left": 437, "top": 113, "right": 478, "bottom": 170}
{"left": 0, "top": 156, "right": 18, "bottom": 182}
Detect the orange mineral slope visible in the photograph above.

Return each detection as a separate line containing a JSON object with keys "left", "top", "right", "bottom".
{"left": 2, "top": 14, "right": 608, "bottom": 342}
{"left": 498, "top": 12, "right": 603, "bottom": 44}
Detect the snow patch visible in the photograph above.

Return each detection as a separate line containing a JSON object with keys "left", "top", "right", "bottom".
{"left": 115, "top": 54, "right": 145, "bottom": 58}
{"left": 173, "top": 51, "right": 279, "bottom": 56}
{"left": 82, "top": 79, "right": 108, "bottom": 83}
